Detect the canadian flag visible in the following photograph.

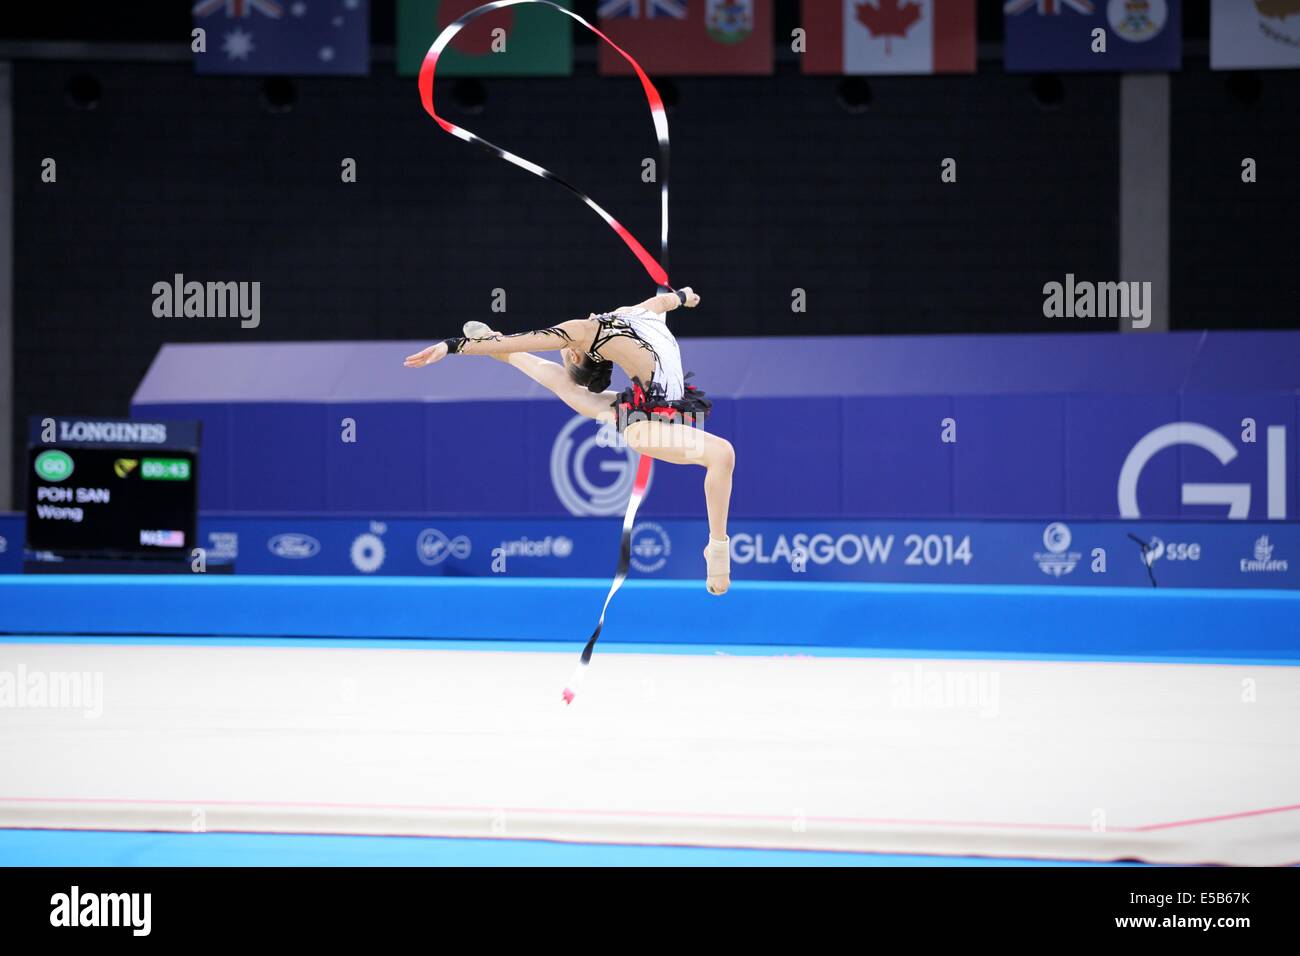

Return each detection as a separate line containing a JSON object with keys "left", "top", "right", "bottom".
{"left": 802, "top": 0, "right": 976, "bottom": 74}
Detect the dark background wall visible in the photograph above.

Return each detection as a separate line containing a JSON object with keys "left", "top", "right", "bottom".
{"left": 11, "top": 59, "right": 1122, "bottom": 496}
{"left": 8, "top": 51, "right": 1300, "bottom": 499}
{"left": 1170, "top": 68, "right": 1300, "bottom": 328}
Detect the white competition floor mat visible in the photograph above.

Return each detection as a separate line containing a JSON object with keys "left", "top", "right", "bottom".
{"left": 2, "top": 642, "right": 1297, "bottom": 865}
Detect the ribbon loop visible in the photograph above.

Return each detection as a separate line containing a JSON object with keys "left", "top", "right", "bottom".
{"left": 419, "top": 3, "right": 672, "bottom": 700}
{"left": 418, "top": 0, "right": 672, "bottom": 289}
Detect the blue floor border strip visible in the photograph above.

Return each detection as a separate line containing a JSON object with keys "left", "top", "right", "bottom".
{"left": 0, "top": 829, "right": 1146, "bottom": 867}
{"left": 1, "top": 575, "right": 1297, "bottom": 660}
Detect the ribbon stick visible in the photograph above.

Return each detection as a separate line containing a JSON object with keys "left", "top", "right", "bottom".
{"left": 561, "top": 454, "right": 653, "bottom": 704}
{"left": 418, "top": 3, "right": 672, "bottom": 700}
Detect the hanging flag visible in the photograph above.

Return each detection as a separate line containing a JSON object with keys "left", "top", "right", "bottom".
{"left": 801, "top": 1, "right": 976, "bottom": 75}
{"left": 193, "top": 0, "right": 370, "bottom": 75}
{"left": 1003, "top": 0, "right": 1181, "bottom": 73}
{"left": 397, "top": 0, "right": 573, "bottom": 76}
{"left": 597, "top": 0, "right": 774, "bottom": 75}
{"left": 1210, "top": 0, "right": 1300, "bottom": 71}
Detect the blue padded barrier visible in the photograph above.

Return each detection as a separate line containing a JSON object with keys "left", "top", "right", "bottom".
{"left": 2, "top": 575, "right": 1297, "bottom": 660}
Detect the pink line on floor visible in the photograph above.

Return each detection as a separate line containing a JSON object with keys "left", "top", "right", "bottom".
{"left": 3, "top": 795, "right": 1297, "bottom": 834}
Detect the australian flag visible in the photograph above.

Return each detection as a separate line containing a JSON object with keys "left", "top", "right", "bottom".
{"left": 1004, "top": 0, "right": 1181, "bottom": 73}
{"left": 193, "top": 0, "right": 370, "bottom": 75}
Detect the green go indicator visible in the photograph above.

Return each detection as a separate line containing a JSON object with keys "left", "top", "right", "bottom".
{"left": 35, "top": 450, "right": 74, "bottom": 482}
{"left": 141, "top": 458, "right": 192, "bottom": 481}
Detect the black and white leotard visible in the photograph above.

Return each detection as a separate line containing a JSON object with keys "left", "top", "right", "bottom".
{"left": 590, "top": 307, "right": 711, "bottom": 430}
{"left": 590, "top": 306, "right": 688, "bottom": 401}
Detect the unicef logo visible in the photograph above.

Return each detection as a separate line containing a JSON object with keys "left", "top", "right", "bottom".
{"left": 417, "top": 528, "right": 471, "bottom": 566}
{"left": 550, "top": 414, "right": 653, "bottom": 517}
{"left": 1043, "top": 522, "right": 1071, "bottom": 554}
{"left": 497, "top": 535, "right": 574, "bottom": 559}
{"left": 351, "top": 532, "right": 386, "bottom": 573}
{"left": 630, "top": 522, "right": 671, "bottom": 573}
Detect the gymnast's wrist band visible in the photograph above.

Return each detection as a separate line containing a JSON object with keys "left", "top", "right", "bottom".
{"left": 675, "top": 290, "right": 687, "bottom": 306}
{"left": 442, "top": 337, "right": 465, "bottom": 354}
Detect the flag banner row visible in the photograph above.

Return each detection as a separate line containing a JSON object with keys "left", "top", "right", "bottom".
{"left": 190, "top": 1, "right": 1300, "bottom": 77}
{"left": 396, "top": 0, "right": 573, "bottom": 77}
{"left": 802, "top": 1, "right": 976, "bottom": 76}
{"left": 194, "top": 0, "right": 372, "bottom": 76}
{"left": 596, "top": 0, "right": 774, "bottom": 76}
{"left": 1002, "top": 0, "right": 1181, "bottom": 74}
{"left": 1210, "top": 0, "right": 1300, "bottom": 72}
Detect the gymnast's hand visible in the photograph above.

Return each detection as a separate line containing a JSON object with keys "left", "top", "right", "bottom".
{"left": 403, "top": 342, "right": 449, "bottom": 368}
{"left": 681, "top": 287, "right": 701, "bottom": 308}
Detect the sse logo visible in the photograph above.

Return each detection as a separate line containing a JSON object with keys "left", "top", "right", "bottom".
{"left": 1142, "top": 536, "right": 1201, "bottom": 565}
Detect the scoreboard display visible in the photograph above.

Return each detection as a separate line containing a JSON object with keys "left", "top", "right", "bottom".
{"left": 26, "top": 417, "right": 200, "bottom": 561}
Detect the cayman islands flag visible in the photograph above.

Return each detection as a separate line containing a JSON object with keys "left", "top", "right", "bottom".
{"left": 597, "top": 1, "right": 774, "bottom": 75}
{"left": 1003, "top": 0, "right": 1181, "bottom": 73}
{"left": 802, "top": 1, "right": 977, "bottom": 75}
{"left": 193, "top": 0, "right": 370, "bottom": 75}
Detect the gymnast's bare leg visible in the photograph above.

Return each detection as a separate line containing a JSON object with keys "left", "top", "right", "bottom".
{"left": 490, "top": 345, "right": 734, "bottom": 594}
{"left": 623, "top": 417, "right": 734, "bottom": 595}
{"left": 405, "top": 314, "right": 735, "bottom": 594}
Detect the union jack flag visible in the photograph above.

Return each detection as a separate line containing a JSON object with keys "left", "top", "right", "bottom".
{"left": 193, "top": 0, "right": 284, "bottom": 16}
{"left": 1004, "top": 0, "right": 1095, "bottom": 13}
{"left": 598, "top": 0, "right": 688, "bottom": 19}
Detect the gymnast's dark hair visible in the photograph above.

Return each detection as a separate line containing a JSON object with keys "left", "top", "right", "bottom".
{"left": 569, "top": 354, "right": 614, "bottom": 393}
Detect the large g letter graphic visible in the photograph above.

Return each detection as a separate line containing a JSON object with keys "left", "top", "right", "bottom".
{"left": 1118, "top": 423, "right": 1250, "bottom": 519}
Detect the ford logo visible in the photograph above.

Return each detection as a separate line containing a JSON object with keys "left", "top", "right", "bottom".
{"left": 268, "top": 533, "right": 321, "bottom": 559}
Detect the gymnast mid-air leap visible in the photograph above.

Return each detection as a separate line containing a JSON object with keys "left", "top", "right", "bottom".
{"left": 403, "top": 287, "right": 735, "bottom": 595}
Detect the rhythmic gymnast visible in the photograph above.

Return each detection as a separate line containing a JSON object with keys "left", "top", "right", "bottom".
{"left": 404, "top": 286, "right": 735, "bottom": 595}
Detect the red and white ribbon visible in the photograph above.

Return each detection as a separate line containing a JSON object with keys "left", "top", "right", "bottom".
{"left": 419, "top": 6, "right": 669, "bottom": 700}
{"left": 418, "top": 0, "right": 673, "bottom": 289}
{"left": 562, "top": 454, "right": 653, "bottom": 705}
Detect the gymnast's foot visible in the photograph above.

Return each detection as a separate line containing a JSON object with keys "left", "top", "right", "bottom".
{"left": 704, "top": 535, "right": 730, "bottom": 596}
{"left": 462, "top": 321, "right": 509, "bottom": 362}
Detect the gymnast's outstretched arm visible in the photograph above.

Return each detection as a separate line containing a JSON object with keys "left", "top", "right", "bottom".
{"left": 403, "top": 318, "right": 594, "bottom": 368}
{"left": 623, "top": 287, "right": 700, "bottom": 315}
